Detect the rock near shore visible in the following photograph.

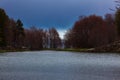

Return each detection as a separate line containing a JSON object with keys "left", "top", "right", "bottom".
{"left": 89, "top": 40, "right": 120, "bottom": 53}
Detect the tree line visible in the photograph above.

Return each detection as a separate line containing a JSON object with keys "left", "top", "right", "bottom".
{"left": 64, "top": 0, "right": 120, "bottom": 48}
{"left": 0, "top": 8, "right": 61, "bottom": 50}
{"left": 64, "top": 14, "right": 117, "bottom": 48}
{"left": 25, "top": 27, "right": 61, "bottom": 50}
{"left": 1, "top": 2, "right": 120, "bottom": 50}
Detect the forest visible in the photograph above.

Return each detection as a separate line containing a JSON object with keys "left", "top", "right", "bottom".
{"left": 0, "top": 4, "right": 120, "bottom": 51}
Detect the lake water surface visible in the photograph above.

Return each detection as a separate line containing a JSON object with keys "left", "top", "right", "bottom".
{"left": 0, "top": 51, "right": 120, "bottom": 80}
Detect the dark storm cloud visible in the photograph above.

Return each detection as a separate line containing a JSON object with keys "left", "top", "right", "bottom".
{"left": 0, "top": 0, "right": 115, "bottom": 29}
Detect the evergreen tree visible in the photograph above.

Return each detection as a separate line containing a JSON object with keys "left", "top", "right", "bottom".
{"left": 115, "top": 9, "right": 120, "bottom": 36}
{"left": 16, "top": 19, "right": 25, "bottom": 36}
{"left": 0, "top": 8, "right": 8, "bottom": 48}
{"left": 16, "top": 19, "right": 25, "bottom": 48}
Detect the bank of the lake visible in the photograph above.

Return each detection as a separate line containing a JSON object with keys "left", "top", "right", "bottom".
{"left": 1, "top": 40, "right": 120, "bottom": 53}
{"left": 89, "top": 40, "right": 120, "bottom": 53}
{"left": 59, "top": 40, "right": 120, "bottom": 53}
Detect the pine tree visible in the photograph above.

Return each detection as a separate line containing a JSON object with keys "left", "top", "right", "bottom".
{"left": 0, "top": 8, "right": 8, "bottom": 48}
{"left": 115, "top": 9, "right": 120, "bottom": 36}
{"left": 16, "top": 19, "right": 25, "bottom": 48}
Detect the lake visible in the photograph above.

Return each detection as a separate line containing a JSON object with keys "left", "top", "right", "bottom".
{"left": 0, "top": 51, "right": 120, "bottom": 80}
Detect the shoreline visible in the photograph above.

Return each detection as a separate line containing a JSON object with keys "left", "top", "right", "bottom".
{"left": 0, "top": 48, "right": 120, "bottom": 54}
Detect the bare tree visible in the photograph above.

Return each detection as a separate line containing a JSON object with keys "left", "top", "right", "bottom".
{"left": 49, "top": 28, "right": 61, "bottom": 48}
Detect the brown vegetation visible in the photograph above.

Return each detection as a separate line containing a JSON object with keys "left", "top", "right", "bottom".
{"left": 0, "top": 8, "right": 61, "bottom": 50}
{"left": 0, "top": 7, "right": 120, "bottom": 52}
{"left": 64, "top": 14, "right": 117, "bottom": 49}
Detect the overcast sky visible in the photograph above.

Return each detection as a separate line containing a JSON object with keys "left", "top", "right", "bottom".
{"left": 0, "top": 0, "right": 116, "bottom": 38}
